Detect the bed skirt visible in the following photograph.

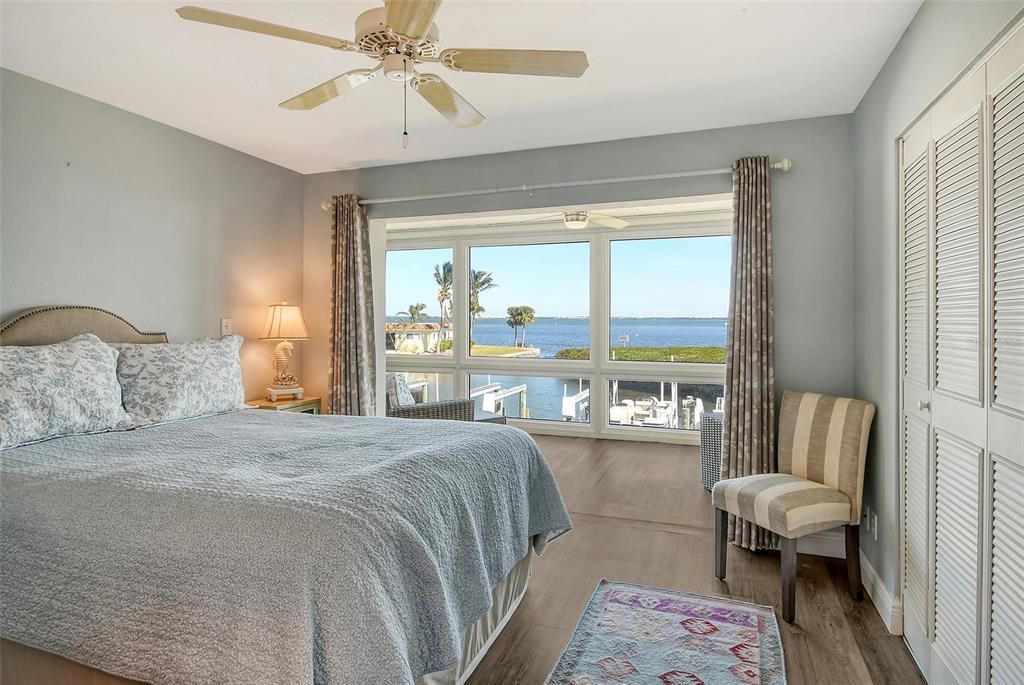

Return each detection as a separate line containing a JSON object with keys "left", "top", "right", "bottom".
{"left": 0, "top": 551, "right": 532, "bottom": 685}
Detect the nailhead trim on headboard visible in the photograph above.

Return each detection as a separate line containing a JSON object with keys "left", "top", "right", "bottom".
{"left": 0, "top": 305, "right": 168, "bottom": 343}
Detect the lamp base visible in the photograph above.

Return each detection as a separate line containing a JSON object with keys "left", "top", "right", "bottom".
{"left": 266, "top": 385, "right": 304, "bottom": 402}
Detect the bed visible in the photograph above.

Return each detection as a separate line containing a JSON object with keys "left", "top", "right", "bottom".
{"left": 0, "top": 306, "right": 572, "bottom": 685}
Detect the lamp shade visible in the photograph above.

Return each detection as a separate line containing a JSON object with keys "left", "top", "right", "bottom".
{"left": 260, "top": 302, "right": 310, "bottom": 341}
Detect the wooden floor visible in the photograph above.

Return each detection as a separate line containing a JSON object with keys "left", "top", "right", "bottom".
{"left": 468, "top": 436, "right": 923, "bottom": 685}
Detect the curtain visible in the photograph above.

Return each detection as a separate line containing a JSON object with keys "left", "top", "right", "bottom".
{"left": 721, "top": 156, "right": 777, "bottom": 551}
{"left": 328, "top": 195, "right": 376, "bottom": 416}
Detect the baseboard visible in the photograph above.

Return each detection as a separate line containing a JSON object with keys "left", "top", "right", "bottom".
{"left": 859, "top": 550, "right": 903, "bottom": 635}
{"left": 796, "top": 529, "right": 846, "bottom": 558}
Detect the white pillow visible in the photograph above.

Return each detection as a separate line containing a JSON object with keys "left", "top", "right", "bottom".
{"left": 113, "top": 336, "right": 246, "bottom": 424}
{"left": 386, "top": 372, "right": 417, "bottom": 407}
{"left": 0, "top": 334, "right": 133, "bottom": 450}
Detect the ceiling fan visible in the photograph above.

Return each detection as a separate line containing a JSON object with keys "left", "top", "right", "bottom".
{"left": 175, "top": 1, "right": 589, "bottom": 130}
{"left": 523, "top": 210, "right": 630, "bottom": 230}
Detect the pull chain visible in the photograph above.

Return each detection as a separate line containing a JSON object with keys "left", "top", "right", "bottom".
{"left": 402, "top": 58, "right": 409, "bottom": 149}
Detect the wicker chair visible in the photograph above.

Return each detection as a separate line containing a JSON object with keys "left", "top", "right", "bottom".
{"left": 384, "top": 372, "right": 474, "bottom": 421}
{"left": 386, "top": 396, "right": 475, "bottom": 421}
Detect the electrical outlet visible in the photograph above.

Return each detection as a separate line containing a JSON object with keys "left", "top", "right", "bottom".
{"left": 220, "top": 318, "right": 233, "bottom": 336}
{"left": 873, "top": 512, "right": 879, "bottom": 541}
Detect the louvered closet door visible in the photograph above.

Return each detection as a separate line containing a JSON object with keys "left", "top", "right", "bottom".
{"left": 987, "top": 36, "right": 1024, "bottom": 685}
{"left": 935, "top": 111, "right": 983, "bottom": 400}
{"left": 900, "top": 116, "right": 935, "bottom": 675}
{"left": 926, "top": 69, "right": 987, "bottom": 685}
{"left": 903, "top": 413, "right": 933, "bottom": 664}
{"left": 899, "top": 21, "right": 1024, "bottom": 685}
{"left": 990, "top": 459, "right": 1024, "bottom": 685}
{"left": 933, "top": 431, "right": 983, "bottom": 685}
{"left": 903, "top": 147, "right": 931, "bottom": 391}
{"left": 992, "top": 67, "right": 1024, "bottom": 414}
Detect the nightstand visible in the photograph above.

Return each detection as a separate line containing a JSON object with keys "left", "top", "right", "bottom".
{"left": 249, "top": 396, "right": 321, "bottom": 415}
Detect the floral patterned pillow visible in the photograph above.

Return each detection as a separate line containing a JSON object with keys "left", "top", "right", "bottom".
{"left": 386, "top": 372, "right": 417, "bottom": 407}
{"left": 112, "top": 336, "right": 246, "bottom": 424}
{"left": 0, "top": 334, "right": 133, "bottom": 450}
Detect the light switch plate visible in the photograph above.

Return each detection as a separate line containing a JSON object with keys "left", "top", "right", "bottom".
{"left": 220, "top": 318, "right": 233, "bottom": 336}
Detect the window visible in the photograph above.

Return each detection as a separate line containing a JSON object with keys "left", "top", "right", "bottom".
{"left": 385, "top": 248, "right": 454, "bottom": 357}
{"left": 471, "top": 374, "right": 591, "bottom": 422}
{"left": 609, "top": 237, "right": 731, "bottom": 363}
{"left": 382, "top": 201, "right": 731, "bottom": 443}
{"left": 394, "top": 371, "right": 454, "bottom": 402}
{"left": 608, "top": 379, "right": 724, "bottom": 431}
{"left": 469, "top": 242, "right": 590, "bottom": 359}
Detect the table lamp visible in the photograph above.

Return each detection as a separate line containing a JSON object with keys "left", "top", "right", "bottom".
{"left": 260, "top": 301, "right": 310, "bottom": 401}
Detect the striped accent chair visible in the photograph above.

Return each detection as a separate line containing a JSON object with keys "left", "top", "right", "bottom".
{"left": 711, "top": 390, "right": 875, "bottom": 622}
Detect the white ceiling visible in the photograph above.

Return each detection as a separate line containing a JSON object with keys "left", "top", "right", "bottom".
{"left": 1, "top": 1, "right": 921, "bottom": 174}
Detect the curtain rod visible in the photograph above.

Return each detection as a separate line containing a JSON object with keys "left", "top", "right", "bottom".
{"left": 320, "top": 158, "right": 793, "bottom": 210}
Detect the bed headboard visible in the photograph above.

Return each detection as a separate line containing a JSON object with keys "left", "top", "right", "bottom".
{"left": 0, "top": 306, "right": 168, "bottom": 346}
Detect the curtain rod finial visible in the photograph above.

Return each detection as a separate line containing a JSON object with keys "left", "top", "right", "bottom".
{"left": 772, "top": 158, "right": 793, "bottom": 172}
{"left": 321, "top": 200, "right": 333, "bottom": 212}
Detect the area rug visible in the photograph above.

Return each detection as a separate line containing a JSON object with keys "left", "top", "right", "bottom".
{"left": 546, "top": 580, "right": 786, "bottom": 685}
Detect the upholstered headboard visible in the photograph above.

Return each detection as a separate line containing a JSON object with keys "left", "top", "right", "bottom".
{"left": 0, "top": 306, "right": 168, "bottom": 346}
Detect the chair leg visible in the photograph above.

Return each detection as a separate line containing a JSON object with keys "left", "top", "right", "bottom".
{"left": 780, "top": 537, "right": 797, "bottom": 623}
{"left": 846, "top": 525, "right": 864, "bottom": 601}
{"left": 714, "top": 508, "right": 728, "bottom": 580}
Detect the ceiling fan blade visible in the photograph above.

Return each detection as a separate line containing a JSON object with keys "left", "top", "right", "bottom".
{"left": 590, "top": 213, "right": 629, "bottom": 229}
{"left": 176, "top": 6, "right": 355, "bottom": 51}
{"left": 385, "top": 0, "right": 443, "bottom": 40}
{"left": 440, "top": 49, "right": 588, "bottom": 78}
{"left": 412, "top": 74, "right": 485, "bottom": 128}
{"left": 279, "top": 68, "right": 379, "bottom": 110}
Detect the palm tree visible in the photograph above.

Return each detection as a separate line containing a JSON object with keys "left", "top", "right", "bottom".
{"left": 405, "top": 303, "right": 428, "bottom": 322}
{"left": 506, "top": 306, "right": 521, "bottom": 347}
{"left": 470, "top": 270, "right": 497, "bottom": 338}
{"left": 433, "top": 261, "right": 453, "bottom": 328}
{"left": 518, "top": 306, "right": 536, "bottom": 347}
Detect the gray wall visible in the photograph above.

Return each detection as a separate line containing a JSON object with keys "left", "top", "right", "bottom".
{"left": 0, "top": 70, "right": 305, "bottom": 399}
{"left": 302, "top": 115, "right": 855, "bottom": 406}
{"left": 851, "top": 2, "right": 1024, "bottom": 596}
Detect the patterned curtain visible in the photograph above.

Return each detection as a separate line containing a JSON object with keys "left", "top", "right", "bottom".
{"left": 721, "top": 156, "right": 778, "bottom": 551}
{"left": 328, "top": 195, "right": 376, "bottom": 416}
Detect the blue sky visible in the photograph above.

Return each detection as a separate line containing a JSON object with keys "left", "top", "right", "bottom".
{"left": 386, "top": 236, "right": 732, "bottom": 318}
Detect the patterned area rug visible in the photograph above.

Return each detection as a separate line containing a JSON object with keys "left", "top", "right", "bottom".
{"left": 546, "top": 580, "right": 786, "bottom": 685}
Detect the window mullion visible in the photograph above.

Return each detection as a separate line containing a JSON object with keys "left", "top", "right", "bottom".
{"left": 453, "top": 239, "right": 470, "bottom": 381}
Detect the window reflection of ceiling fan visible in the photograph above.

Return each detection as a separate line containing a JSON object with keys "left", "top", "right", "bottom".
{"left": 531, "top": 211, "right": 629, "bottom": 230}
{"left": 176, "top": 1, "right": 589, "bottom": 128}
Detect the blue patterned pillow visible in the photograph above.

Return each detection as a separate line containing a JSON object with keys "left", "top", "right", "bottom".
{"left": 112, "top": 336, "right": 246, "bottom": 424}
{"left": 0, "top": 334, "right": 133, "bottom": 450}
{"left": 386, "top": 372, "right": 417, "bottom": 407}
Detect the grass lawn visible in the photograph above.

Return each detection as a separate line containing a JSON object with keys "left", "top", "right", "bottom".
{"left": 470, "top": 345, "right": 541, "bottom": 357}
{"left": 555, "top": 346, "right": 726, "bottom": 363}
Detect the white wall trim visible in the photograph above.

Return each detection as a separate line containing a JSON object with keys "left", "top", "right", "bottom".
{"left": 790, "top": 531, "right": 904, "bottom": 635}
{"left": 861, "top": 549, "right": 904, "bottom": 635}
{"left": 796, "top": 529, "right": 846, "bottom": 558}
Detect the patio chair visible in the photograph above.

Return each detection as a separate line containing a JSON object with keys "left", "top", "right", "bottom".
{"left": 385, "top": 372, "right": 474, "bottom": 421}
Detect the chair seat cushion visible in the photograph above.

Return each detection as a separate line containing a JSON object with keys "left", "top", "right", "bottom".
{"left": 712, "top": 473, "right": 851, "bottom": 538}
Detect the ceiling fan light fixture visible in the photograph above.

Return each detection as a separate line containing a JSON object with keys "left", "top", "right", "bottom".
{"left": 383, "top": 53, "right": 414, "bottom": 82}
{"left": 563, "top": 211, "right": 590, "bottom": 229}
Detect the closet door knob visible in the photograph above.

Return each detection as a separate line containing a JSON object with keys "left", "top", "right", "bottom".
{"left": 917, "top": 400, "right": 930, "bottom": 411}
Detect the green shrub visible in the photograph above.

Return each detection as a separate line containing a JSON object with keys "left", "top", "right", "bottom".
{"left": 438, "top": 339, "right": 453, "bottom": 353}
{"left": 554, "top": 346, "right": 726, "bottom": 364}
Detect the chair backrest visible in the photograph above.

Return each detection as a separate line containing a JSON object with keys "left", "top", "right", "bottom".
{"left": 777, "top": 390, "right": 876, "bottom": 523}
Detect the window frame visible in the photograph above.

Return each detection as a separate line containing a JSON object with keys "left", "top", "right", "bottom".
{"left": 382, "top": 219, "right": 731, "bottom": 444}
